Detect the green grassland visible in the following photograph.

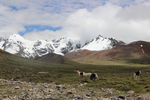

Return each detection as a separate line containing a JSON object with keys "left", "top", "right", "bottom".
{"left": 0, "top": 52, "right": 150, "bottom": 93}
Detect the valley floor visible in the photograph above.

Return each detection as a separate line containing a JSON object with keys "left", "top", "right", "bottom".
{"left": 0, "top": 53, "right": 150, "bottom": 99}
{"left": 0, "top": 79, "right": 150, "bottom": 100}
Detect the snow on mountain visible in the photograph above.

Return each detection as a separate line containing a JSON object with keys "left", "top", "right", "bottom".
{"left": 81, "top": 35, "right": 125, "bottom": 51}
{"left": 0, "top": 34, "right": 124, "bottom": 58}
{"left": 52, "top": 37, "right": 81, "bottom": 55}
{"left": 0, "top": 38, "right": 5, "bottom": 50}
{"left": 0, "top": 34, "right": 80, "bottom": 58}
{"left": 82, "top": 35, "right": 111, "bottom": 51}
{"left": 0, "top": 34, "right": 54, "bottom": 58}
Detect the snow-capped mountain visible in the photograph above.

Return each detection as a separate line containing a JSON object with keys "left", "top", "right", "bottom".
{"left": 0, "top": 34, "right": 54, "bottom": 58}
{"left": 0, "top": 34, "right": 124, "bottom": 58}
{"left": 81, "top": 35, "right": 125, "bottom": 51}
{"left": 0, "top": 34, "right": 81, "bottom": 58}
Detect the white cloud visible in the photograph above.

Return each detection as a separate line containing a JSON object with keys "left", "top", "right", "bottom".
{"left": 0, "top": 0, "right": 150, "bottom": 43}
{"left": 44, "top": 2, "right": 150, "bottom": 43}
{"left": 63, "top": 2, "right": 150, "bottom": 43}
{"left": 0, "top": 3, "right": 67, "bottom": 37}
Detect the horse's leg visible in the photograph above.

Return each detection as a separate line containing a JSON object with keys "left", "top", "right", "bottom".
{"left": 136, "top": 76, "right": 138, "bottom": 80}
{"left": 134, "top": 76, "right": 137, "bottom": 80}
{"left": 134, "top": 75, "right": 136, "bottom": 80}
{"left": 138, "top": 75, "right": 140, "bottom": 80}
{"left": 133, "top": 73, "right": 135, "bottom": 80}
{"left": 96, "top": 74, "right": 99, "bottom": 80}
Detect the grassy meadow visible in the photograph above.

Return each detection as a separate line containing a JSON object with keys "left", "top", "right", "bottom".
{"left": 0, "top": 52, "right": 150, "bottom": 94}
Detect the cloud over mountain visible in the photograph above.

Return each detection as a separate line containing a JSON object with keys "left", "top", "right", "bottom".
{"left": 0, "top": 0, "right": 150, "bottom": 43}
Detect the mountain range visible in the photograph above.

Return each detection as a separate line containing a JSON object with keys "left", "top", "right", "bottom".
{"left": 65, "top": 41, "right": 150, "bottom": 60}
{"left": 0, "top": 34, "right": 124, "bottom": 58}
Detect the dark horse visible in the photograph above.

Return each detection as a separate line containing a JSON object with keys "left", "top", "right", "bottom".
{"left": 90, "top": 73, "right": 99, "bottom": 80}
{"left": 133, "top": 70, "right": 141, "bottom": 80}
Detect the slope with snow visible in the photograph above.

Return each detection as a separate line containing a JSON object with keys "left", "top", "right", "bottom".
{"left": 0, "top": 34, "right": 81, "bottom": 58}
{"left": 0, "top": 34, "right": 124, "bottom": 58}
{"left": 0, "top": 34, "right": 54, "bottom": 58}
{"left": 52, "top": 37, "right": 81, "bottom": 55}
{"left": 81, "top": 35, "right": 124, "bottom": 51}
{"left": 82, "top": 35, "right": 111, "bottom": 51}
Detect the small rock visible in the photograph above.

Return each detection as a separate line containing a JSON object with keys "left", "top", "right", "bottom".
{"left": 86, "top": 93, "right": 91, "bottom": 97}
{"left": 118, "top": 96, "right": 126, "bottom": 100}
{"left": 2, "top": 95, "right": 8, "bottom": 98}
{"left": 36, "top": 94, "right": 43, "bottom": 99}
{"left": 136, "top": 96, "right": 143, "bottom": 100}
{"left": 56, "top": 85, "right": 62, "bottom": 90}
{"left": 98, "top": 97, "right": 109, "bottom": 100}
{"left": 14, "top": 86, "right": 20, "bottom": 89}
{"left": 47, "top": 96, "right": 59, "bottom": 100}
{"left": 2, "top": 98, "right": 11, "bottom": 100}
{"left": 66, "top": 91, "right": 73, "bottom": 95}
{"left": 110, "top": 97, "right": 121, "bottom": 100}
{"left": 18, "top": 92, "right": 28, "bottom": 100}
{"left": 74, "top": 96, "right": 83, "bottom": 99}
{"left": 49, "top": 89, "right": 55, "bottom": 92}
{"left": 97, "top": 97, "right": 103, "bottom": 100}
{"left": 127, "top": 90, "right": 135, "bottom": 95}
{"left": 58, "top": 89, "right": 64, "bottom": 93}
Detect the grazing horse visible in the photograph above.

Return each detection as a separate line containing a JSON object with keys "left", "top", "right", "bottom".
{"left": 90, "top": 73, "right": 99, "bottom": 80}
{"left": 133, "top": 70, "right": 141, "bottom": 80}
{"left": 75, "top": 70, "right": 99, "bottom": 80}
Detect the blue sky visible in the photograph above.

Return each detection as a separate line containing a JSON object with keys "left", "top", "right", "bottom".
{"left": 19, "top": 25, "right": 62, "bottom": 35}
{"left": 9, "top": 5, "right": 27, "bottom": 11}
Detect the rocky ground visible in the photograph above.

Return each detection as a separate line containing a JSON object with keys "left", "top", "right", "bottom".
{"left": 0, "top": 79, "right": 149, "bottom": 100}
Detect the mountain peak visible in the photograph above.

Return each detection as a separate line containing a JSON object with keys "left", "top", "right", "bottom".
{"left": 9, "top": 34, "right": 22, "bottom": 38}
{"left": 82, "top": 34, "right": 124, "bottom": 51}
{"left": 9, "top": 34, "right": 25, "bottom": 42}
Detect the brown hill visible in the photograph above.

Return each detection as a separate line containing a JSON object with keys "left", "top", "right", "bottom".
{"left": 65, "top": 41, "right": 150, "bottom": 60}
{"left": 0, "top": 49, "right": 66, "bottom": 64}
{"left": 0, "top": 49, "right": 10, "bottom": 55}
{"left": 35, "top": 53, "right": 66, "bottom": 64}
{"left": 65, "top": 50, "right": 98, "bottom": 59}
